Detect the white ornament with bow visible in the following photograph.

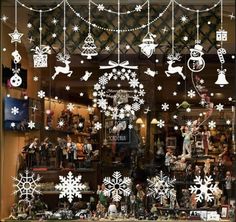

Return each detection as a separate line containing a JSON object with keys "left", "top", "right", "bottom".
{"left": 10, "top": 68, "right": 22, "bottom": 87}
{"left": 31, "top": 46, "right": 51, "bottom": 68}
{"left": 100, "top": 60, "right": 138, "bottom": 70}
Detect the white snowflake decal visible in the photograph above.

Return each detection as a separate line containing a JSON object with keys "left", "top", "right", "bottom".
{"left": 187, "top": 89, "right": 196, "bottom": 98}
{"left": 57, "top": 119, "right": 65, "bottom": 128}
{"left": 67, "top": 103, "right": 75, "bottom": 112}
{"left": 189, "top": 176, "right": 218, "bottom": 202}
{"left": 180, "top": 15, "right": 189, "bottom": 23}
{"left": 215, "top": 103, "right": 224, "bottom": 112}
{"left": 97, "top": 4, "right": 105, "bottom": 11}
{"left": 37, "top": 90, "right": 45, "bottom": 99}
{"left": 28, "top": 120, "right": 35, "bottom": 129}
{"left": 11, "top": 106, "right": 19, "bottom": 115}
{"left": 135, "top": 5, "right": 142, "bottom": 12}
{"left": 94, "top": 122, "right": 102, "bottom": 130}
{"left": 147, "top": 171, "right": 176, "bottom": 204}
{"left": 55, "top": 171, "right": 86, "bottom": 203}
{"left": 208, "top": 120, "right": 216, "bottom": 129}
{"left": 161, "top": 103, "right": 169, "bottom": 111}
{"left": 97, "top": 98, "right": 108, "bottom": 109}
{"left": 157, "top": 119, "right": 165, "bottom": 128}
{"left": 13, "top": 170, "right": 41, "bottom": 205}
{"left": 103, "top": 171, "right": 132, "bottom": 202}
{"left": 99, "top": 76, "right": 108, "bottom": 85}
{"left": 11, "top": 122, "right": 16, "bottom": 128}
{"left": 129, "top": 78, "right": 139, "bottom": 88}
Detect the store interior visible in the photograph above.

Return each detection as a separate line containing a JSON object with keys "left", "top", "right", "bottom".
{"left": 0, "top": 0, "right": 236, "bottom": 221}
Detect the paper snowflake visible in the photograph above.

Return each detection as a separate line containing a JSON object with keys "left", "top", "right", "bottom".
{"left": 187, "top": 90, "right": 196, "bottom": 98}
{"left": 215, "top": 103, "right": 224, "bottom": 112}
{"left": 147, "top": 171, "right": 176, "bottom": 204}
{"left": 103, "top": 171, "right": 132, "bottom": 202}
{"left": 99, "top": 76, "right": 108, "bottom": 85}
{"left": 55, "top": 171, "right": 86, "bottom": 203}
{"left": 94, "top": 122, "right": 102, "bottom": 130}
{"left": 189, "top": 176, "right": 218, "bottom": 202}
{"left": 157, "top": 119, "right": 165, "bottom": 128}
{"left": 28, "top": 120, "right": 35, "bottom": 129}
{"left": 11, "top": 106, "right": 19, "bottom": 115}
{"left": 161, "top": 103, "right": 169, "bottom": 111}
{"left": 67, "top": 103, "right": 74, "bottom": 112}
{"left": 208, "top": 120, "right": 216, "bottom": 129}
{"left": 135, "top": 5, "right": 142, "bottom": 12}
{"left": 37, "top": 90, "right": 45, "bottom": 99}
{"left": 13, "top": 170, "right": 41, "bottom": 205}
{"left": 97, "top": 4, "right": 105, "bottom": 11}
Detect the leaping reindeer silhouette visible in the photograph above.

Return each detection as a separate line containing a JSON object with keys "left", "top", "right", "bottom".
{"left": 165, "top": 53, "right": 186, "bottom": 80}
{"left": 52, "top": 53, "right": 73, "bottom": 80}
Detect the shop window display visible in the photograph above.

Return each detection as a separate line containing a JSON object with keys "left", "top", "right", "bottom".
{"left": 0, "top": 0, "right": 235, "bottom": 221}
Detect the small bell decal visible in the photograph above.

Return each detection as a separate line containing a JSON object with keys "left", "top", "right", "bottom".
{"left": 215, "top": 69, "right": 229, "bottom": 87}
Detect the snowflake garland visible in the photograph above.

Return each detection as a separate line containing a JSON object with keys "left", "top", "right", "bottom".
{"left": 147, "top": 171, "right": 176, "bottom": 204}
{"left": 103, "top": 171, "right": 132, "bottom": 202}
{"left": 55, "top": 171, "right": 86, "bottom": 203}
{"left": 189, "top": 175, "right": 218, "bottom": 202}
{"left": 13, "top": 170, "right": 41, "bottom": 205}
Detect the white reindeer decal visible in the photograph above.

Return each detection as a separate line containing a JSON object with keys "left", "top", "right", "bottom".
{"left": 52, "top": 53, "right": 73, "bottom": 80}
{"left": 165, "top": 53, "right": 186, "bottom": 80}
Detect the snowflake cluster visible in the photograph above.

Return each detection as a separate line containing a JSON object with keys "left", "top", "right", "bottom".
{"left": 103, "top": 171, "right": 132, "bottom": 202}
{"left": 93, "top": 66, "right": 145, "bottom": 120}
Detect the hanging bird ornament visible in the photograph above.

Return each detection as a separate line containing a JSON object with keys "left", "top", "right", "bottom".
{"left": 139, "top": 32, "right": 158, "bottom": 58}
{"left": 187, "top": 44, "right": 205, "bottom": 72}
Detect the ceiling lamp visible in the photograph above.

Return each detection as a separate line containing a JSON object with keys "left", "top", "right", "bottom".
{"left": 215, "top": 69, "right": 229, "bottom": 87}
{"left": 136, "top": 118, "right": 144, "bottom": 124}
{"left": 151, "top": 118, "right": 158, "bottom": 124}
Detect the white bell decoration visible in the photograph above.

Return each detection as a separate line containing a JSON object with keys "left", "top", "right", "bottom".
{"left": 215, "top": 69, "right": 229, "bottom": 87}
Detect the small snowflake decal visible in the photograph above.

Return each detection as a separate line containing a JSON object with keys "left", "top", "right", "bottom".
{"left": 11, "top": 122, "right": 16, "bottom": 128}
{"left": 129, "top": 78, "right": 139, "bottom": 88}
{"left": 57, "top": 119, "right": 65, "bottom": 128}
{"left": 28, "top": 120, "right": 35, "bottom": 129}
{"left": 187, "top": 90, "right": 196, "bottom": 98}
{"left": 11, "top": 106, "right": 19, "bottom": 115}
{"left": 94, "top": 122, "right": 102, "bottom": 130}
{"left": 99, "top": 76, "right": 108, "bottom": 85}
{"left": 67, "top": 103, "right": 75, "bottom": 112}
{"left": 135, "top": 5, "right": 142, "bottom": 12}
{"left": 33, "top": 76, "right": 39, "bottom": 81}
{"left": 180, "top": 15, "right": 189, "bottom": 23}
{"left": 97, "top": 4, "right": 105, "bottom": 11}
{"left": 55, "top": 171, "right": 86, "bottom": 203}
{"left": 208, "top": 120, "right": 216, "bottom": 129}
{"left": 157, "top": 119, "right": 165, "bottom": 128}
{"left": 215, "top": 103, "right": 224, "bottom": 112}
{"left": 97, "top": 98, "right": 107, "bottom": 109}
{"left": 103, "top": 171, "right": 132, "bottom": 202}
{"left": 37, "top": 90, "right": 45, "bottom": 99}
{"left": 161, "top": 103, "right": 169, "bottom": 111}
{"left": 13, "top": 170, "right": 41, "bottom": 205}
{"left": 189, "top": 176, "right": 218, "bottom": 202}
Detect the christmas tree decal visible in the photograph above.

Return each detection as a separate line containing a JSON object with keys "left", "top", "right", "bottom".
{"left": 81, "top": 33, "right": 98, "bottom": 59}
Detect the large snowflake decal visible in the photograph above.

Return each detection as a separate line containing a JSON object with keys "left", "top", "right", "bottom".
{"left": 147, "top": 171, "right": 176, "bottom": 204}
{"left": 55, "top": 171, "right": 86, "bottom": 203}
{"left": 189, "top": 175, "right": 218, "bottom": 202}
{"left": 13, "top": 170, "right": 41, "bottom": 205}
{"left": 103, "top": 171, "right": 132, "bottom": 202}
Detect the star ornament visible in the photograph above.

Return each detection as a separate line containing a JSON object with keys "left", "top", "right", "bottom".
{"left": 9, "top": 28, "right": 23, "bottom": 43}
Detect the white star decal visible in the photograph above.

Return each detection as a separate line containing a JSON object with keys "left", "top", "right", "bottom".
{"left": 183, "top": 36, "right": 188, "bottom": 41}
{"left": 51, "top": 18, "right": 58, "bottom": 25}
{"left": 226, "top": 120, "right": 231, "bottom": 125}
{"left": 11, "top": 106, "right": 19, "bottom": 115}
{"left": 27, "top": 23, "right": 32, "bottom": 28}
{"left": 1, "top": 15, "right": 8, "bottom": 22}
{"left": 57, "top": 119, "right": 64, "bottom": 128}
{"left": 161, "top": 26, "right": 168, "bottom": 33}
{"left": 157, "top": 119, "right": 165, "bottom": 128}
{"left": 128, "top": 124, "right": 133, "bottom": 129}
{"left": 105, "top": 46, "right": 110, "bottom": 51}
{"left": 187, "top": 90, "right": 196, "bottom": 98}
{"left": 31, "top": 105, "right": 38, "bottom": 112}
{"left": 52, "top": 33, "right": 57, "bottom": 38}
{"left": 9, "top": 29, "right": 23, "bottom": 43}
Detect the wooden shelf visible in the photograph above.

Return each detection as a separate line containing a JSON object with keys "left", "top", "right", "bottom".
{"left": 41, "top": 190, "right": 95, "bottom": 195}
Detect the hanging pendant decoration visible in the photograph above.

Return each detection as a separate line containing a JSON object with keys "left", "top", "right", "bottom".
{"left": 81, "top": 0, "right": 97, "bottom": 59}
{"left": 216, "top": 29, "right": 227, "bottom": 41}
{"left": 187, "top": 43, "right": 205, "bottom": 72}
{"left": 139, "top": 0, "right": 157, "bottom": 58}
{"left": 187, "top": 11, "right": 205, "bottom": 72}
{"left": 31, "top": 46, "right": 51, "bottom": 68}
{"left": 10, "top": 68, "right": 22, "bottom": 87}
{"left": 11, "top": 50, "right": 22, "bottom": 64}
{"left": 165, "top": 1, "right": 185, "bottom": 80}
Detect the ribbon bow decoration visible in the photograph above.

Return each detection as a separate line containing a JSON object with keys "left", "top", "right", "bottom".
{"left": 100, "top": 60, "right": 138, "bottom": 70}
{"left": 31, "top": 46, "right": 51, "bottom": 55}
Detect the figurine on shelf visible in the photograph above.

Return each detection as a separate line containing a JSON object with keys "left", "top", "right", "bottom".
{"left": 224, "top": 171, "right": 235, "bottom": 204}
{"left": 180, "top": 126, "right": 192, "bottom": 157}
{"left": 108, "top": 201, "right": 118, "bottom": 219}
{"left": 66, "top": 135, "right": 77, "bottom": 167}
{"left": 84, "top": 138, "right": 93, "bottom": 167}
{"left": 8, "top": 203, "right": 17, "bottom": 220}
{"left": 213, "top": 181, "right": 222, "bottom": 207}
{"left": 165, "top": 147, "right": 176, "bottom": 175}
{"left": 129, "top": 194, "right": 136, "bottom": 216}
{"left": 180, "top": 189, "right": 191, "bottom": 209}
{"left": 97, "top": 184, "right": 108, "bottom": 208}
{"left": 202, "top": 125, "right": 211, "bottom": 155}
{"left": 150, "top": 203, "right": 158, "bottom": 220}
{"left": 194, "top": 165, "right": 202, "bottom": 177}
{"left": 203, "top": 158, "right": 211, "bottom": 175}
{"left": 28, "top": 137, "right": 40, "bottom": 167}
{"left": 55, "top": 137, "right": 66, "bottom": 169}
{"left": 171, "top": 156, "right": 187, "bottom": 171}
{"left": 135, "top": 184, "right": 145, "bottom": 209}
{"left": 76, "top": 137, "right": 85, "bottom": 167}
{"left": 40, "top": 137, "right": 52, "bottom": 166}
{"left": 96, "top": 201, "right": 106, "bottom": 218}
{"left": 170, "top": 189, "right": 179, "bottom": 209}
{"left": 190, "top": 193, "right": 197, "bottom": 209}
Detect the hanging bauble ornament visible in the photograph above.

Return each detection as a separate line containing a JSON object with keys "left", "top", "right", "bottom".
{"left": 187, "top": 44, "right": 205, "bottom": 72}
{"left": 139, "top": 32, "right": 158, "bottom": 58}
{"left": 31, "top": 46, "right": 51, "bottom": 68}
{"left": 215, "top": 68, "right": 228, "bottom": 87}
{"left": 81, "top": 33, "right": 98, "bottom": 59}
{"left": 10, "top": 68, "right": 22, "bottom": 87}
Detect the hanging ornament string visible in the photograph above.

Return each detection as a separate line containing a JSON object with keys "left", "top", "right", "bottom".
{"left": 174, "top": 0, "right": 221, "bottom": 13}
{"left": 117, "top": 0, "right": 121, "bottom": 63}
{"left": 196, "top": 10, "right": 200, "bottom": 44}
{"left": 39, "top": 11, "right": 42, "bottom": 48}
{"left": 165, "top": 0, "right": 185, "bottom": 80}
{"left": 66, "top": 0, "right": 172, "bottom": 33}
{"left": 91, "top": 0, "right": 148, "bottom": 15}
{"left": 8, "top": 0, "right": 23, "bottom": 87}
{"left": 16, "top": 0, "right": 64, "bottom": 13}
{"left": 63, "top": 0, "right": 66, "bottom": 56}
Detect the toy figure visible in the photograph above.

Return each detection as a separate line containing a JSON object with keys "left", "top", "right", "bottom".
{"left": 28, "top": 138, "right": 39, "bottom": 167}
{"left": 165, "top": 147, "right": 176, "bottom": 175}
{"left": 203, "top": 159, "right": 211, "bottom": 175}
{"left": 150, "top": 203, "right": 158, "bottom": 219}
{"left": 108, "top": 201, "right": 117, "bottom": 219}
{"left": 76, "top": 137, "right": 85, "bottom": 161}
{"left": 40, "top": 137, "right": 52, "bottom": 166}
{"left": 180, "top": 126, "right": 192, "bottom": 157}
{"left": 169, "top": 189, "right": 179, "bottom": 209}
{"left": 213, "top": 182, "right": 222, "bottom": 207}
{"left": 171, "top": 157, "right": 186, "bottom": 171}
{"left": 224, "top": 171, "right": 235, "bottom": 204}
{"left": 97, "top": 184, "right": 108, "bottom": 207}
{"left": 194, "top": 165, "right": 201, "bottom": 177}
{"left": 180, "top": 189, "right": 191, "bottom": 208}
{"left": 66, "top": 135, "right": 77, "bottom": 166}
{"left": 55, "top": 137, "right": 66, "bottom": 168}
{"left": 202, "top": 126, "right": 211, "bottom": 155}
{"left": 96, "top": 201, "right": 106, "bottom": 218}
{"left": 135, "top": 184, "right": 145, "bottom": 210}
{"left": 129, "top": 194, "right": 136, "bottom": 216}
{"left": 190, "top": 193, "right": 197, "bottom": 209}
